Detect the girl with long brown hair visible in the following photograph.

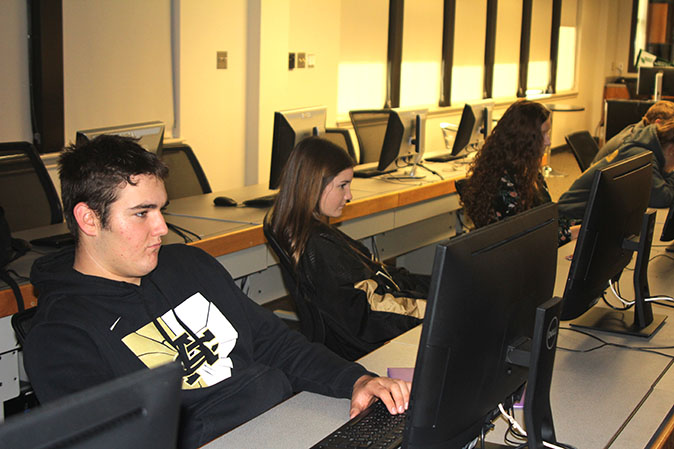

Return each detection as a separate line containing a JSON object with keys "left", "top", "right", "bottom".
{"left": 266, "top": 136, "right": 427, "bottom": 360}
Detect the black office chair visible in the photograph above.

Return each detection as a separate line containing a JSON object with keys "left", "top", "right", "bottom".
{"left": 564, "top": 131, "right": 600, "bottom": 172}
{"left": 0, "top": 142, "right": 63, "bottom": 232}
{"left": 11, "top": 307, "right": 37, "bottom": 348}
{"left": 263, "top": 224, "right": 326, "bottom": 343}
{"left": 161, "top": 143, "right": 212, "bottom": 200}
{"left": 324, "top": 128, "right": 357, "bottom": 163}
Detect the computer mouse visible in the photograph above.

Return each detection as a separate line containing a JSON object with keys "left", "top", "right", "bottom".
{"left": 213, "top": 196, "right": 238, "bottom": 207}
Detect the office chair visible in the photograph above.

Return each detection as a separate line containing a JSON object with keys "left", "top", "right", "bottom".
{"left": 0, "top": 142, "right": 63, "bottom": 232}
{"left": 324, "top": 128, "right": 357, "bottom": 163}
{"left": 564, "top": 131, "right": 600, "bottom": 172}
{"left": 263, "top": 224, "right": 327, "bottom": 343}
{"left": 161, "top": 143, "right": 212, "bottom": 200}
{"left": 11, "top": 307, "right": 37, "bottom": 348}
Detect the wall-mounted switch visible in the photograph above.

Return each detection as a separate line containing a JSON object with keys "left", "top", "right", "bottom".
{"left": 217, "top": 51, "right": 227, "bottom": 69}
{"left": 297, "top": 52, "right": 306, "bottom": 68}
{"left": 307, "top": 53, "right": 315, "bottom": 68}
{"left": 289, "top": 52, "right": 296, "bottom": 70}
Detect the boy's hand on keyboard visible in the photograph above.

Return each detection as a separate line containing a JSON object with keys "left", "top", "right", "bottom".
{"left": 350, "top": 375, "right": 411, "bottom": 419}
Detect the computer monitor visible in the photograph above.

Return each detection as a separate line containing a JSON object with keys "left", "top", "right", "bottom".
{"left": 269, "top": 106, "right": 328, "bottom": 190}
{"left": 603, "top": 99, "right": 654, "bottom": 142}
{"left": 560, "top": 151, "right": 667, "bottom": 337}
{"left": 76, "top": 121, "right": 165, "bottom": 158}
{"left": 349, "top": 108, "right": 427, "bottom": 178}
{"left": 404, "top": 203, "right": 560, "bottom": 449}
{"left": 660, "top": 202, "right": 674, "bottom": 244}
{"left": 0, "top": 363, "right": 182, "bottom": 448}
{"left": 637, "top": 66, "right": 674, "bottom": 98}
{"left": 425, "top": 99, "right": 494, "bottom": 163}
{"left": 464, "top": 98, "right": 494, "bottom": 148}
{"left": 377, "top": 107, "right": 427, "bottom": 177}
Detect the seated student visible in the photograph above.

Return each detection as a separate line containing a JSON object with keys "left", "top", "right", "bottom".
{"left": 559, "top": 118, "right": 674, "bottom": 220}
{"left": 265, "top": 136, "right": 427, "bottom": 361}
{"left": 459, "top": 100, "right": 579, "bottom": 246}
{"left": 593, "top": 100, "right": 674, "bottom": 163}
{"left": 23, "top": 135, "right": 411, "bottom": 449}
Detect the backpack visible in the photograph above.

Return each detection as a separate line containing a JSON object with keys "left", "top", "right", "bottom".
{"left": 0, "top": 206, "right": 30, "bottom": 312}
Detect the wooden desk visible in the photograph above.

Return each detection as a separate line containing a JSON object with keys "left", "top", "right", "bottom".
{"left": 204, "top": 213, "right": 674, "bottom": 448}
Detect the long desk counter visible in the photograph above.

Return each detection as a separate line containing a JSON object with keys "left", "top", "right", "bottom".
{"left": 0, "top": 167, "right": 465, "bottom": 318}
{"left": 204, "top": 212, "right": 674, "bottom": 449}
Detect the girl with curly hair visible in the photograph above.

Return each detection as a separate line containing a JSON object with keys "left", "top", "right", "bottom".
{"left": 460, "top": 100, "right": 579, "bottom": 246}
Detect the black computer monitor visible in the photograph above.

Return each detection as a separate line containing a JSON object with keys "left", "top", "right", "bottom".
{"left": 603, "top": 99, "right": 654, "bottom": 142}
{"left": 349, "top": 108, "right": 427, "bottom": 178}
{"left": 377, "top": 107, "right": 427, "bottom": 177}
{"left": 560, "top": 151, "right": 667, "bottom": 337}
{"left": 269, "top": 106, "right": 328, "bottom": 189}
{"left": 0, "top": 363, "right": 182, "bottom": 448}
{"left": 425, "top": 99, "right": 494, "bottom": 163}
{"left": 76, "top": 121, "right": 165, "bottom": 158}
{"left": 404, "top": 203, "right": 560, "bottom": 449}
{"left": 660, "top": 202, "right": 674, "bottom": 244}
{"left": 637, "top": 66, "right": 674, "bottom": 98}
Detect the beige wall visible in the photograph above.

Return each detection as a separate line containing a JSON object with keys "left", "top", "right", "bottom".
{"left": 0, "top": 0, "right": 639, "bottom": 191}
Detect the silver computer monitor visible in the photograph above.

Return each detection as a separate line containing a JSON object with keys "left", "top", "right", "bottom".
{"left": 76, "top": 121, "right": 165, "bottom": 158}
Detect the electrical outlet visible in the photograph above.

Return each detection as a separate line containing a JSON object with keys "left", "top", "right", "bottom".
{"left": 217, "top": 51, "right": 227, "bottom": 69}
{"left": 297, "top": 52, "right": 306, "bottom": 69}
{"left": 288, "top": 52, "right": 296, "bottom": 70}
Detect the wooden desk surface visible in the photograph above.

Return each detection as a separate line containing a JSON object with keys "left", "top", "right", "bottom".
{"left": 0, "top": 169, "right": 463, "bottom": 317}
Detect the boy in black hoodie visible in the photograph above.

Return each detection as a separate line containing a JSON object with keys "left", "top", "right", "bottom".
{"left": 24, "top": 135, "right": 410, "bottom": 449}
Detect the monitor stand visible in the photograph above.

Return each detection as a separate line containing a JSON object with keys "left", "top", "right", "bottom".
{"left": 482, "top": 297, "right": 563, "bottom": 449}
{"left": 571, "top": 211, "right": 667, "bottom": 338}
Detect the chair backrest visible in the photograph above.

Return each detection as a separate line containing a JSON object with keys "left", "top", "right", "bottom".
{"left": 11, "top": 307, "right": 37, "bottom": 347}
{"left": 0, "top": 142, "right": 63, "bottom": 231}
{"left": 324, "top": 128, "right": 357, "bottom": 163}
{"left": 262, "top": 224, "right": 326, "bottom": 343}
{"left": 161, "top": 143, "right": 212, "bottom": 200}
{"left": 564, "top": 131, "right": 600, "bottom": 172}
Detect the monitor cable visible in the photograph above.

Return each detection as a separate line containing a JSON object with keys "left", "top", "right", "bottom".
{"left": 558, "top": 327, "right": 674, "bottom": 359}
{"left": 607, "top": 279, "right": 674, "bottom": 307}
{"left": 166, "top": 222, "right": 200, "bottom": 243}
{"left": 497, "top": 404, "right": 577, "bottom": 449}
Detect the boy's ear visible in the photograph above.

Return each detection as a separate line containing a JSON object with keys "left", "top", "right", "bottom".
{"left": 72, "top": 202, "right": 100, "bottom": 237}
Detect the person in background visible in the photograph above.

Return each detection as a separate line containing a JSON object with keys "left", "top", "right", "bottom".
{"left": 593, "top": 100, "right": 674, "bottom": 163}
{"left": 459, "top": 100, "right": 580, "bottom": 246}
{"left": 266, "top": 136, "right": 428, "bottom": 361}
{"left": 24, "top": 135, "right": 411, "bottom": 449}
{"left": 559, "top": 117, "right": 674, "bottom": 220}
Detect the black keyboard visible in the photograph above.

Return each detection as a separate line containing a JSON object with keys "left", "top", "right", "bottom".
{"left": 242, "top": 193, "right": 277, "bottom": 208}
{"left": 353, "top": 167, "right": 396, "bottom": 178}
{"left": 311, "top": 401, "right": 406, "bottom": 449}
{"left": 424, "top": 153, "right": 465, "bottom": 163}
{"left": 30, "top": 233, "right": 75, "bottom": 248}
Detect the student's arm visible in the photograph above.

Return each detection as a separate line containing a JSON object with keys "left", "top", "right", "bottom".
{"left": 649, "top": 165, "right": 674, "bottom": 207}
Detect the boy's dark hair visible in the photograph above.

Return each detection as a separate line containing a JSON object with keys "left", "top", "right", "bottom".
{"left": 59, "top": 134, "right": 168, "bottom": 241}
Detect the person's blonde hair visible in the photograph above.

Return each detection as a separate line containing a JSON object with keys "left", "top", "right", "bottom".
{"left": 644, "top": 101, "right": 674, "bottom": 125}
